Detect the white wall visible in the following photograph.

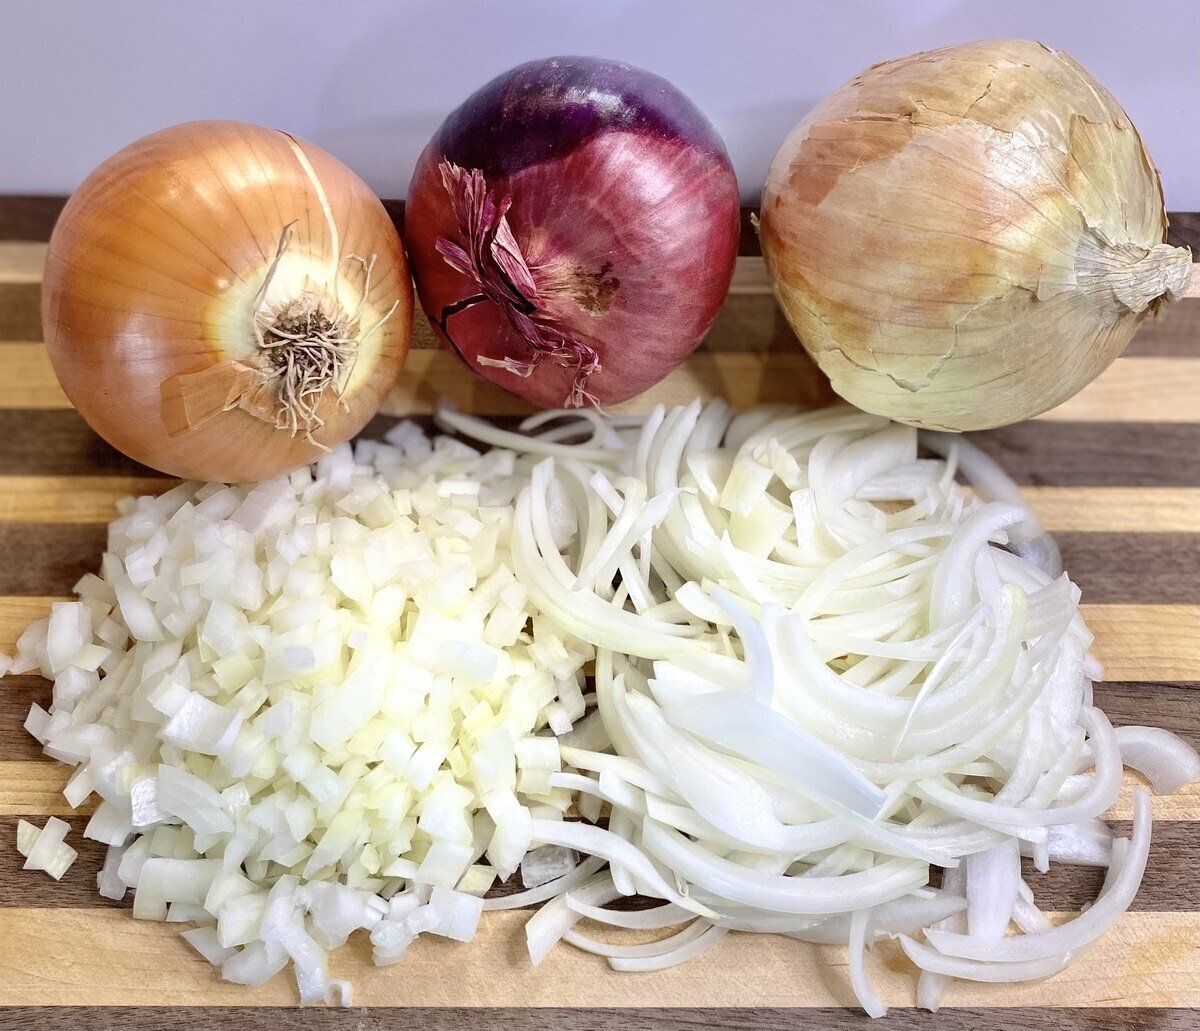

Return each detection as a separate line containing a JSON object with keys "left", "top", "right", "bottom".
{"left": 1, "top": 0, "right": 1196, "bottom": 208}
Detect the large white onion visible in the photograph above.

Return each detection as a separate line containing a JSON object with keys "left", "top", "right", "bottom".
{"left": 759, "top": 39, "right": 1192, "bottom": 430}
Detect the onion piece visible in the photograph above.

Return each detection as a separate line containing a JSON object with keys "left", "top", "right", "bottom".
{"left": 609, "top": 923, "right": 727, "bottom": 972}
{"left": 924, "top": 791, "right": 1152, "bottom": 964}
{"left": 1114, "top": 726, "right": 1200, "bottom": 795}
{"left": 848, "top": 909, "right": 887, "bottom": 1018}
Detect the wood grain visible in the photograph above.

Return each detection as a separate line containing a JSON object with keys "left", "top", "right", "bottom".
{"left": 5, "top": 598, "right": 1196, "bottom": 676}
{"left": 0, "top": 477, "right": 169, "bottom": 523}
{"left": 0, "top": 198, "right": 1197, "bottom": 1019}
{"left": 1054, "top": 533, "right": 1200, "bottom": 604}
{"left": 1035, "top": 359, "right": 1200, "bottom": 422}
{"left": 0, "top": 411, "right": 170, "bottom": 478}
{"left": 3, "top": 675, "right": 1194, "bottom": 785}
{"left": 967, "top": 422, "right": 1200, "bottom": 488}
{"left": 0, "top": 285, "right": 41, "bottom": 341}
{"left": 3, "top": 338, "right": 1197, "bottom": 430}
{"left": 1085, "top": 605, "right": 1200, "bottom": 681}
{"left": 2, "top": 333, "right": 1200, "bottom": 429}
{"left": 1, "top": 479, "right": 1197, "bottom": 532}
{"left": 3, "top": 243, "right": 1196, "bottom": 366}
{"left": 3, "top": 194, "right": 1198, "bottom": 252}
{"left": 3, "top": 407, "right": 1199, "bottom": 488}
{"left": 0, "top": 523, "right": 107, "bottom": 595}
{"left": 0, "top": 520, "right": 1193, "bottom": 601}
{"left": 3, "top": 813, "right": 1195, "bottom": 912}
{"left": 2, "top": 1008, "right": 1198, "bottom": 1031}
{"left": 0, "top": 907, "right": 1196, "bottom": 1008}
{"left": 3, "top": 525, "right": 1197, "bottom": 610}
{"left": 1, "top": 758, "right": 1191, "bottom": 818}
{"left": 1015, "top": 488, "right": 1200, "bottom": 533}
{"left": 0, "top": 243, "right": 46, "bottom": 283}
{"left": 0, "top": 196, "right": 65, "bottom": 241}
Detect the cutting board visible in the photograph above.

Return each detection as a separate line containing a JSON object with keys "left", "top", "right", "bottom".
{"left": 1, "top": 199, "right": 1197, "bottom": 1030}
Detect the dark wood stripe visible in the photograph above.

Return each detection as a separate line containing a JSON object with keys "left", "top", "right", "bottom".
{"left": 0, "top": 814, "right": 121, "bottom": 909}
{"left": 2, "top": 195, "right": 1193, "bottom": 254}
{"left": 0, "top": 1009, "right": 1192, "bottom": 1031}
{"left": 1056, "top": 533, "right": 1200, "bottom": 604}
{"left": 0, "top": 676, "right": 48, "bottom": 762}
{"left": 5, "top": 410, "right": 1199, "bottom": 489}
{"left": 0, "top": 519, "right": 1194, "bottom": 603}
{"left": 0, "top": 411, "right": 170, "bottom": 477}
{"left": 0, "top": 196, "right": 65, "bottom": 241}
{"left": 0, "top": 412, "right": 547, "bottom": 478}
{"left": 1122, "top": 300, "right": 1200, "bottom": 357}
{"left": 969, "top": 422, "right": 1200, "bottom": 488}
{"left": 1, "top": 811, "right": 1196, "bottom": 912}
{"left": 1168, "top": 211, "right": 1200, "bottom": 252}
{"left": 0, "top": 524, "right": 107, "bottom": 595}
{"left": 1092, "top": 682, "right": 1200, "bottom": 747}
{"left": 0, "top": 284, "right": 41, "bottom": 341}
{"left": 4, "top": 677, "right": 1189, "bottom": 768}
{"left": 6, "top": 278, "right": 1195, "bottom": 361}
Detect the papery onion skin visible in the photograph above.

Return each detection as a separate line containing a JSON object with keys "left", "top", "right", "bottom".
{"left": 405, "top": 56, "right": 740, "bottom": 409}
{"left": 43, "top": 120, "right": 413, "bottom": 481}
{"left": 759, "top": 39, "right": 1192, "bottom": 431}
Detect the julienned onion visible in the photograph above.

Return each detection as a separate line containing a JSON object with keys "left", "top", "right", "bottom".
{"left": 759, "top": 40, "right": 1193, "bottom": 431}
{"left": 43, "top": 120, "right": 413, "bottom": 482}
{"left": 405, "top": 57, "right": 740, "bottom": 408}
{"left": 445, "top": 400, "right": 1199, "bottom": 1015}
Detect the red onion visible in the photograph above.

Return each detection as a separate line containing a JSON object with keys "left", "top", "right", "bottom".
{"left": 406, "top": 56, "right": 740, "bottom": 408}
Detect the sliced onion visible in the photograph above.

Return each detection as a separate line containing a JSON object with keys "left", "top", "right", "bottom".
{"left": 1114, "top": 726, "right": 1200, "bottom": 794}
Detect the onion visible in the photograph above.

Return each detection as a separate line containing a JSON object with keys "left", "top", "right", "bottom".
{"left": 14, "top": 419, "right": 599, "bottom": 1000}
{"left": 406, "top": 57, "right": 740, "bottom": 408}
{"left": 446, "top": 399, "right": 1199, "bottom": 1014}
{"left": 43, "top": 120, "right": 413, "bottom": 481}
{"left": 759, "top": 39, "right": 1192, "bottom": 431}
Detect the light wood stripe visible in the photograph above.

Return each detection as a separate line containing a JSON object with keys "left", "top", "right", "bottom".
{"left": 0, "top": 344, "right": 836, "bottom": 413}
{"left": 1017, "top": 487, "right": 1200, "bottom": 533}
{"left": 1085, "top": 605, "right": 1200, "bottom": 682}
{"left": 0, "top": 762, "right": 97, "bottom": 816}
{"left": 1, "top": 478, "right": 1196, "bottom": 533}
{"left": 0, "top": 907, "right": 1195, "bottom": 1007}
{"left": 0, "top": 342, "right": 68, "bottom": 407}
{"left": 3, "top": 342, "right": 1197, "bottom": 421}
{"left": 0, "top": 476, "right": 171, "bottom": 523}
{"left": 0, "top": 242, "right": 46, "bottom": 283}
{"left": 4, "top": 598, "right": 1197, "bottom": 677}
{"left": 1034, "top": 358, "right": 1200, "bottom": 422}
{"left": 2, "top": 759, "right": 1188, "bottom": 820}
{"left": 1, "top": 597, "right": 64, "bottom": 654}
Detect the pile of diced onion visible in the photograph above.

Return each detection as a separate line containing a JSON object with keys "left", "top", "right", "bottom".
{"left": 9, "top": 425, "right": 595, "bottom": 1000}
{"left": 6, "top": 400, "right": 1198, "bottom": 1014}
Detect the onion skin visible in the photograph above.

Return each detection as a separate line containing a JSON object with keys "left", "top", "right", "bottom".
{"left": 42, "top": 120, "right": 412, "bottom": 482}
{"left": 406, "top": 56, "right": 740, "bottom": 409}
{"left": 760, "top": 39, "right": 1192, "bottom": 431}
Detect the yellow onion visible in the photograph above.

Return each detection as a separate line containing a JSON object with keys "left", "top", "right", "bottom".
{"left": 759, "top": 39, "right": 1192, "bottom": 431}
{"left": 42, "top": 120, "right": 413, "bottom": 481}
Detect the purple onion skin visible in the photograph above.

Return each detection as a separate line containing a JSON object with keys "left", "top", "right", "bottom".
{"left": 406, "top": 56, "right": 740, "bottom": 408}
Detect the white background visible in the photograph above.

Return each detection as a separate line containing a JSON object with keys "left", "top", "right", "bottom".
{"left": 1, "top": 0, "right": 1196, "bottom": 208}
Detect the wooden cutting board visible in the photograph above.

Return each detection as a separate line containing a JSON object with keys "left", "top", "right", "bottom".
{"left": 1, "top": 199, "right": 1197, "bottom": 1031}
